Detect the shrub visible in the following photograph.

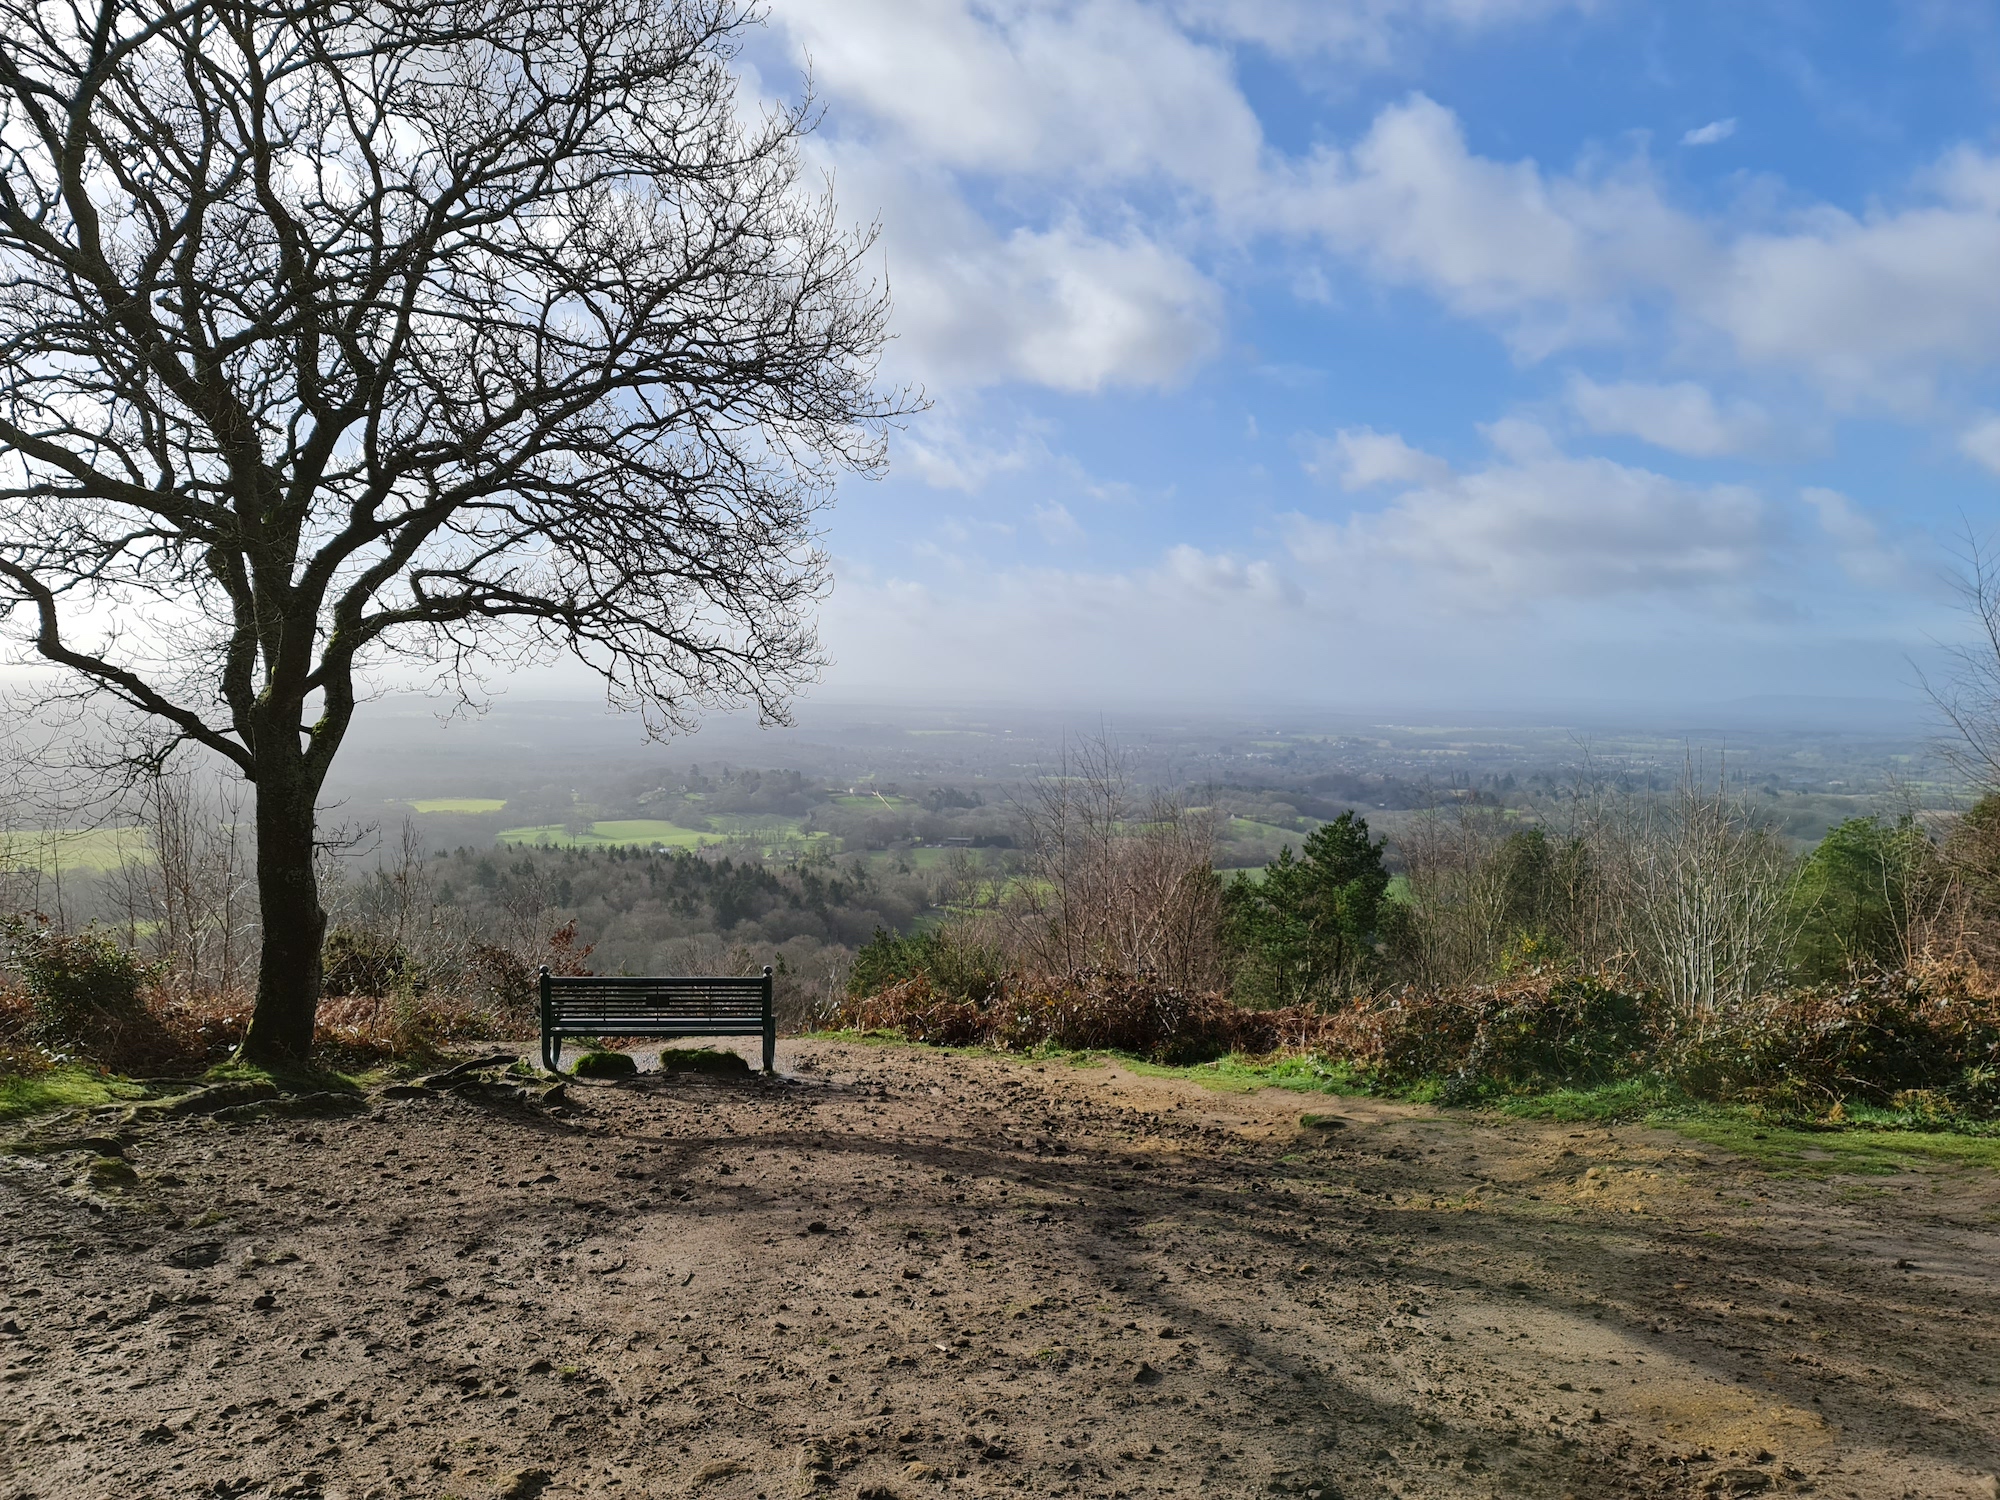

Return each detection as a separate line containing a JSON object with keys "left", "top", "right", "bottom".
{"left": 1, "top": 920, "right": 153, "bottom": 1051}
{"left": 834, "top": 970, "right": 1312, "bottom": 1065}
{"left": 847, "top": 926, "right": 1005, "bottom": 1003}
{"left": 1659, "top": 971, "right": 2000, "bottom": 1115}
{"left": 1372, "top": 975, "right": 1653, "bottom": 1103}
{"left": 320, "top": 926, "right": 408, "bottom": 998}
{"left": 836, "top": 955, "right": 2000, "bottom": 1123}
{"left": 1787, "top": 816, "right": 1933, "bottom": 981}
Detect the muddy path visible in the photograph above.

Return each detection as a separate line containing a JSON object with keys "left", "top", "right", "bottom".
{"left": 1, "top": 1039, "right": 1996, "bottom": 1500}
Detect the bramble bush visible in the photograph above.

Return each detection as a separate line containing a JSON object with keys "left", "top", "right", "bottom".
{"left": 834, "top": 970, "right": 1281, "bottom": 1063}
{"left": 1369, "top": 975, "right": 1653, "bottom": 1104}
{"left": 1658, "top": 971, "right": 2000, "bottom": 1118}
{"left": 835, "top": 963, "right": 2000, "bottom": 1121}
{"left": 847, "top": 925, "right": 1006, "bottom": 1004}
{"left": 1, "top": 919, "right": 155, "bottom": 1051}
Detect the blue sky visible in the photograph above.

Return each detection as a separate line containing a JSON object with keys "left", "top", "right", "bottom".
{"left": 741, "top": 1, "right": 2000, "bottom": 713}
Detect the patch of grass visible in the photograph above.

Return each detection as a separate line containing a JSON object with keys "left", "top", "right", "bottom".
{"left": 0, "top": 1066, "right": 148, "bottom": 1121}
{"left": 1222, "top": 816, "right": 1316, "bottom": 843}
{"left": 1496, "top": 1078, "right": 1690, "bottom": 1123}
{"left": 88, "top": 1154, "right": 137, "bottom": 1188}
{"left": 1028, "top": 1046, "right": 1381, "bottom": 1097}
{"left": 1493, "top": 1078, "right": 2000, "bottom": 1174}
{"left": 204, "top": 1057, "right": 365, "bottom": 1095}
{"left": 570, "top": 1049, "right": 638, "bottom": 1079}
{"left": 831, "top": 792, "right": 918, "bottom": 810}
{"left": 407, "top": 797, "right": 507, "bottom": 814}
{"left": 1668, "top": 1112, "right": 2000, "bottom": 1177}
{"left": 0, "top": 826, "right": 151, "bottom": 873}
{"left": 656, "top": 1047, "right": 750, "bottom": 1076}
{"left": 592, "top": 818, "right": 726, "bottom": 846}
{"left": 497, "top": 820, "right": 722, "bottom": 850}
{"left": 802, "top": 1027, "right": 931, "bottom": 1047}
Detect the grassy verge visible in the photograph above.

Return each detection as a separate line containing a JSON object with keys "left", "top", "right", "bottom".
{"left": 204, "top": 1057, "right": 384, "bottom": 1094}
{"left": 802, "top": 1030, "right": 2000, "bottom": 1173}
{"left": 806, "top": 1030, "right": 1381, "bottom": 1096}
{"left": 1495, "top": 1077, "right": 2000, "bottom": 1173}
{"left": 1089, "top": 1050, "right": 1377, "bottom": 1097}
{"left": 0, "top": 1067, "right": 149, "bottom": 1122}
{"left": 1664, "top": 1110, "right": 2000, "bottom": 1175}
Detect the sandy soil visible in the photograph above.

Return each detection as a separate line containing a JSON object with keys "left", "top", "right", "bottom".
{"left": 1, "top": 1038, "right": 1997, "bottom": 1500}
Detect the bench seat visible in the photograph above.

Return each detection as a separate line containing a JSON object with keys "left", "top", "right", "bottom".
{"left": 539, "top": 968, "right": 774, "bottom": 1074}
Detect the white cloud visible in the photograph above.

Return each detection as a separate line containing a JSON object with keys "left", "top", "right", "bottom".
{"left": 1033, "top": 502, "right": 1088, "bottom": 546}
{"left": 1276, "top": 95, "right": 1707, "bottom": 352}
{"left": 1286, "top": 428, "right": 1772, "bottom": 600}
{"left": 768, "top": 5, "right": 2000, "bottom": 415}
{"left": 898, "top": 410, "right": 1042, "bottom": 493}
{"left": 1566, "top": 376, "right": 1770, "bottom": 456}
{"left": 1300, "top": 426, "right": 1454, "bottom": 488}
{"left": 1154, "top": 543, "right": 1296, "bottom": 605}
{"left": 1275, "top": 100, "right": 2000, "bottom": 399}
{"left": 764, "top": 2, "right": 1243, "bottom": 394}
{"left": 834, "top": 150, "right": 1225, "bottom": 391}
{"left": 1173, "top": 0, "right": 1595, "bottom": 66}
{"left": 1698, "top": 146, "right": 2000, "bottom": 394}
{"left": 1960, "top": 414, "right": 2000, "bottom": 475}
{"left": 770, "top": 0, "right": 2000, "bottom": 411}
{"left": 1682, "top": 118, "right": 1738, "bottom": 147}
{"left": 1800, "top": 487, "right": 1910, "bottom": 588}
{"left": 775, "top": 0, "right": 1262, "bottom": 197}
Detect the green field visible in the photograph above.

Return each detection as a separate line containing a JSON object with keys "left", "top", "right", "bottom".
{"left": 407, "top": 798, "right": 508, "bottom": 814}
{"left": 0, "top": 826, "right": 151, "bottom": 873}
{"left": 833, "top": 793, "right": 917, "bottom": 809}
{"left": 497, "top": 820, "right": 722, "bottom": 850}
{"left": 867, "top": 846, "right": 961, "bottom": 873}
{"left": 496, "top": 814, "right": 826, "bottom": 857}
{"left": 1225, "top": 816, "right": 1313, "bottom": 841}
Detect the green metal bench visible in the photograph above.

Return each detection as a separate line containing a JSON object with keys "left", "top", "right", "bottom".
{"left": 539, "top": 967, "right": 775, "bottom": 1075}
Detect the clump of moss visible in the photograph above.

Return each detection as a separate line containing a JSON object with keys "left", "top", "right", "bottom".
{"left": 656, "top": 1047, "right": 750, "bottom": 1076}
{"left": 570, "top": 1050, "right": 638, "bottom": 1079}
{"left": 87, "top": 1155, "right": 137, "bottom": 1189}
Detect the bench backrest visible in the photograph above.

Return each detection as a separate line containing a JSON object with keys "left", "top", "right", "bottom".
{"left": 540, "top": 970, "right": 772, "bottom": 1027}
{"left": 539, "top": 967, "right": 777, "bottom": 1073}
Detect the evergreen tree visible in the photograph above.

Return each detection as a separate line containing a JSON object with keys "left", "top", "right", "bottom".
{"left": 1789, "top": 815, "right": 1931, "bottom": 980}
{"left": 1225, "top": 812, "right": 1391, "bottom": 1006}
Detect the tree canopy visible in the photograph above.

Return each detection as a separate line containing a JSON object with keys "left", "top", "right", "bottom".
{"left": 1224, "top": 811, "right": 1391, "bottom": 1007}
{"left": 0, "top": 0, "right": 899, "bottom": 1059}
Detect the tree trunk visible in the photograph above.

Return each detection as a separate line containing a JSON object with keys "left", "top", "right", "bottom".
{"left": 238, "top": 755, "right": 325, "bottom": 1066}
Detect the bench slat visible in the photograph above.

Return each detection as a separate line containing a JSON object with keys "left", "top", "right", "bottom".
{"left": 546, "top": 981, "right": 765, "bottom": 993}
{"left": 550, "top": 1015, "right": 764, "bottom": 1027}
{"left": 540, "top": 966, "right": 775, "bottom": 1074}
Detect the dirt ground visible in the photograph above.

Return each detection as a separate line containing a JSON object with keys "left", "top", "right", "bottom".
{"left": 1, "top": 1038, "right": 1997, "bottom": 1500}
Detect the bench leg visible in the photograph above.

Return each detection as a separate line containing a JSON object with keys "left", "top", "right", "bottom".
{"left": 542, "top": 1030, "right": 562, "bottom": 1075}
{"left": 762, "top": 1021, "right": 776, "bottom": 1075}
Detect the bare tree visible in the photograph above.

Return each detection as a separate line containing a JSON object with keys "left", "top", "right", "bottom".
{"left": 1390, "top": 760, "right": 1797, "bottom": 1004}
{"left": 1925, "top": 526, "right": 2000, "bottom": 790}
{"left": 1390, "top": 800, "right": 1519, "bottom": 989}
{"left": 1005, "top": 738, "right": 1222, "bottom": 989}
{"left": 114, "top": 766, "right": 256, "bottom": 999}
{"left": 0, "top": 0, "right": 899, "bottom": 1061}
{"left": 1620, "top": 765, "right": 1796, "bottom": 1019}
